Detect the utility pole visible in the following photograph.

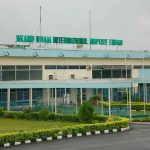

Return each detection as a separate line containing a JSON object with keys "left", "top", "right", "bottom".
{"left": 89, "top": 10, "right": 92, "bottom": 50}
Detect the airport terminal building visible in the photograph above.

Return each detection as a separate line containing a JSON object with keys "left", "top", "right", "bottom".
{"left": 0, "top": 44, "right": 150, "bottom": 114}
{"left": 0, "top": 35, "right": 150, "bottom": 113}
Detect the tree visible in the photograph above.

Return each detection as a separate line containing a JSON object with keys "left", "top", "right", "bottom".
{"left": 89, "top": 95, "right": 101, "bottom": 105}
{"left": 79, "top": 101, "right": 94, "bottom": 123}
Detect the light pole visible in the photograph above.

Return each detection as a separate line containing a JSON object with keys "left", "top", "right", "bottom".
{"left": 125, "top": 50, "right": 131, "bottom": 120}
{"left": 142, "top": 50, "right": 146, "bottom": 115}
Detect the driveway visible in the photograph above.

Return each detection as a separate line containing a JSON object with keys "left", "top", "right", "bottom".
{"left": 2, "top": 124, "right": 150, "bottom": 150}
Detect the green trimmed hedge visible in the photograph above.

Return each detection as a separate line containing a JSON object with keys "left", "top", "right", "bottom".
{"left": 132, "top": 117, "right": 150, "bottom": 122}
{"left": 2, "top": 111, "right": 108, "bottom": 123}
{"left": 0, "top": 117, "right": 129, "bottom": 145}
{"left": 103, "top": 102, "right": 150, "bottom": 111}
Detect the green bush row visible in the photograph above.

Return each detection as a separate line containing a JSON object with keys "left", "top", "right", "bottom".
{"left": 2, "top": 111, "right": 108, "bottom": 123}
{"left": 0, "top": 117, "right": 129, "bottom": 145}
{"left": 132, "top": 117, "right": 150, "bottom": 122}
{"left": 103, "top": 102, "right": 150, "bottom": 111}
{"left": 3, "top": 111, "right": 80, "bottom": 122}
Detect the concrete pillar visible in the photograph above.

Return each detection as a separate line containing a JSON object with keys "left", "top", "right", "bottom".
{"left": 80, "top": 88, "right": 83, "bottom": 105}
{"left": 138, "top": 85, "right": 140, "bottom": 100}
{"left": 111, "top": 88, "right": 113, "bottom": 102}
{"left": 7, "top": 88, "right": 10, "bottom": 111}
{"left": 51, "top": 88, "right": 54, "bottom": 113}
{"left": 55, "top": 88, "right": 57, "bottom": 114}
{"left": 101, "top": 89, "right": 104, "bottom": 116}
{"left": 126, "top": 87, "right": 129, "bottom": 115}
{"left": 129, "top": 88, "right": 132, "bottom": 122}
{"left": 47, "top": 88, "right": 50, "bottom": 107}
{"left": 108, "top": 88, "right": 111, "bottom": 116}
{"left": 144, "top": 83, "right": 146, "bottom": 114}
{"left": 43, "top": 89, "right": 48, "bottom": 104}
{"left": 146, "top": 84, "right": 148, "bottom": 103}
{"left": 70, "top": 88, "right": 77, "bottom": 104}
{"left": 86, "top": 88, "right": 93, "bottom": 100}
{"left": 29, "top": 88, "right": 32, "bottom": 108}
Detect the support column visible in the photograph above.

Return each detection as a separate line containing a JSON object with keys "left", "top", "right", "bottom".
{"left": 108, "top": 88, "right": 111, "bottom": 116}
{"left": 76, "top": 89, "right": 78, "bottom": 114}
{"left": 7, "top": 88, "right": 10, "bottom": 111}
{"left": 111, "top": 88, "right": 113, "bottom": 102}
{"left": 144, "top": 83, "right": 146, "bottom": 114}
{"left": 80, "top": 88, "right": 83, "bottom": 105}
{"left": 29, "top": 88, "right": 32, "bottom": 108}
{"left": 146, "top": 84, "right": 147, "bottom": 103}
{"left": 47, "top": 88, "right": 50, "bottom": 107}
{"left": 126, "top": 87, "right": 129, "bottom": 115}
{"left": 51, "top": 88, "right": 54, "bottom": 112}
{"left": 129, "top": 88, "right": 132, "bottom": 123}
{"left": 55, "top": 88, "right": 57, "bottom": 114}
{"left": 101, "top": 89, "right": 104, "bottom": 116}
{"left": 138, "top": 85, "right": 140, "bottom": 100}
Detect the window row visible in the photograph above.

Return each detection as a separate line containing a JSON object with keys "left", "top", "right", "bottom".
{"left": 134, "top": 65, "right": 150, "bottom": 69}
{"left": 45, "top": 65, "right": 86, "bottom": 69}
{"left": 92, "top": 69, "right": 131, "bottom": 79}
{"left": 0, "top": 70, "right": 42, "bottom": 81}
{"left": 92, "top": 65, "right": 132, "bottom": 70}
{"left": 0, "top": 65, "right": 42, "bottom": 70}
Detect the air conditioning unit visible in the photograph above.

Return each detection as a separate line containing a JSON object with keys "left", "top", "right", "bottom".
{"left": 86, "top": 65, "right": 91, "bottom": 70}
{"left": 71, "top": 74, "right": 75, "bottom": 79}
{"left": 49, "top": 75, "right": 53, "bottom": 80}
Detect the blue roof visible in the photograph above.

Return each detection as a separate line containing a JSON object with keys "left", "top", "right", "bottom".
{"left": 0, "top": 48, "right": 150, "bottom": 59}
{"left": 0, "top": 80, "right": 131, "bottom": 89}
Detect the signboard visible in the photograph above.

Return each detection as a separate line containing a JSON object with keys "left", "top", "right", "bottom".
{"left": 90, "top": 39, "right": 123, "bottom": 46}
{"left": 16, "top": 35, "right": 123, "bottom": 46}
{"left": 16, "top": 35, "right": 35, "bottom": 43}
{"left": 53, "top": 37, "right": 87, "bottom": 44}
{"left": 36, "top": 36, "right": 51, "bottom": 43}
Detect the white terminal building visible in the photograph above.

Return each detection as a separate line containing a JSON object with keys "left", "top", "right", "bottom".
{"left": 0, "top": 44, "right": 150, "bottom": 115}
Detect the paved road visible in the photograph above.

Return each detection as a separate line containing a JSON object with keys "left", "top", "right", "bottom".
{"left": 2, "top": 124, "right": 150, "bottom": 150}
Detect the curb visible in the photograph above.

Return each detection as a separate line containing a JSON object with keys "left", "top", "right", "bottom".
{"left": 132, "top": 122, "right": 150, "bottom": 125}
{"left": 2, "top": 126, "right": 130, "bottom": 147}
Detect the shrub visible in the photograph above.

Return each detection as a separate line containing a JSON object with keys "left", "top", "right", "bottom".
{"left": 23, "top": 107, "right": 32, "bottom": 113}
{"left": 89, "top": 95, "right": 101, "bottom": 105}
{"left": 79, "top": 101, "right": 94, "bottom": 123}
{"left": 3, "top": 111, "right": 109, "bottom": 123}
{"left": 0, "top": 108, "right": 4, "bottom": 117}
{"left": 104, "top": 102, "right": 150, "bottom": 111}
{"left": 132, "top": 117, "right": 150, "bottom": 122}
{"left": 39, "top": 108, "right": 49, "bottom": 120}
{"left": 94, "top": 115, "right": 108, "bottom": 123}
{"left": 0, "top": 117, "right": 129, "bottom": 145}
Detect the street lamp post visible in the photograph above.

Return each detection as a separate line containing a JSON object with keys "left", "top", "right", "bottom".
{"left": 143, "top": 50, "right": 146, "bottom": 115}
{"left": 125, "top": 50, "right": 130, "bottom": 120}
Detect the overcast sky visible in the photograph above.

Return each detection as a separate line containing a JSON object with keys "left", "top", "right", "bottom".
{"left": 0, "top": 0, "right": 150, "bottom": 50}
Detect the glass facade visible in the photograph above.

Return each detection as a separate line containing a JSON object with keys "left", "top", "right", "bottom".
{"left": 92, "top": 65, "right": 131, "bottom": 79}
{"left": 51, "top": 88, "right": 70, "bottom": 98}
{"left": 0, "top": 88, "right": 43, "bottom": 110}
{"left": 0, "top": 89, "right": 7, "bottom": 109}
{"left": 0, "top": 65, "right": 42, "bottom": 81}
{"left": 45, "top": 65, "right": 86, "bottom": 70}
{"left": 77, "top": 88, "right": 87, "bottom": 101}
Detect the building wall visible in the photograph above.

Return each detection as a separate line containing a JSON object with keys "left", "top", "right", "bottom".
{"left": 1, "top": 57, "right": 150, "bottom": 65}
{"left": 0, "top": 57, "right": 150, "bottom": 80}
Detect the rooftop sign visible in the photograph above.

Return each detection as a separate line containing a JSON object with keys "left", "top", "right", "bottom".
{"left": 16, "top": 35, "right": 123, "bottom": 46}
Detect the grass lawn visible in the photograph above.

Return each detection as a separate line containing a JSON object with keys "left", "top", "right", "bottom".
{"left": 0, "top": 119, "right": 79, "bottom": 134}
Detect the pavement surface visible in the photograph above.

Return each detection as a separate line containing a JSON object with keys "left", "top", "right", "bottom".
{"left": 2, "top": 124, "right": 150, "bottom": 150}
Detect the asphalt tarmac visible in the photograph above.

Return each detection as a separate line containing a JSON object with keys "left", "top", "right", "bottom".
{"left": 2, "top": 124, "right": 150, "bottom": 150}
